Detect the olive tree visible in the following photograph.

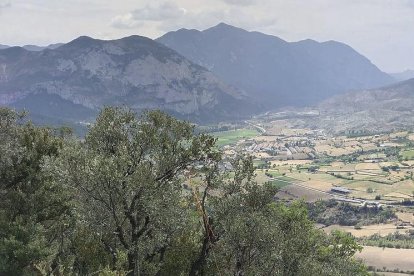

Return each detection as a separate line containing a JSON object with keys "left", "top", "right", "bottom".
{"left": 0, "top": 108, "right": 72, "bottom": 275}
{"left": 53, "top": 107, "right": 219, "bottom": 275}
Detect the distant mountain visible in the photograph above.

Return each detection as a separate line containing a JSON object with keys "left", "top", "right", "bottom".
{"left": 0, "top": 36, "right": 257, "bottom": 126}
{"left": 157, "top": 23, "right": 394, "bottom": 108}
{"left": 315, "top": 78, "right": 414, "bottom": 132}
{"left": 321, "top": 78, "right": 414, "bottom": 112}
{"left": 22, "top": 43, "right": 64, "bottom": 51}
{"left": 391, "top": 70, "right": 414, "bottom": 82}
{"left": 0, "top": 43, "right": 64, "bottom": 51}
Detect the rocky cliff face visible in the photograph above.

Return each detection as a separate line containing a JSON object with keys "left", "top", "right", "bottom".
{"left": 0, "top": 35, "right": 256, "bottom": 124}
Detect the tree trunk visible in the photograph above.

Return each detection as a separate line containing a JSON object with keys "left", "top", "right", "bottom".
{"left": 127, "top": 250, "right": 139, "bottom": 276}
{"left": 189, "top": 235, "right": 209, "bottom": 276}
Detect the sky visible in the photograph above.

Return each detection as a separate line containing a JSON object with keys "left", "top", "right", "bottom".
{"left": 0, "top": 0, "right": 413, "bottom": 72}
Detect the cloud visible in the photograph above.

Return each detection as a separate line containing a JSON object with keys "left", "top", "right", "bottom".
{"left": 0, "top": 1, "right": 11, "bottom": 9}
{"left": 111, "top": 1, "right": 186, "bottom": 29}
{"left": 111, "top": 13, "right": 143, "bottom": 29}
{"left": 220, "top": 0, "right": 255, "bottom": 6}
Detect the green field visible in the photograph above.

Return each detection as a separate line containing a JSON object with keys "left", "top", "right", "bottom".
{"left": 270, "top": 179, "right": 292, "bottom": 189}
{"left": 269, "top": 175, "right": 297, "bottom": 188}
{"left": 253, "top": 160, "right": 267, "bottom": 168}
{"left": 213, "top": 129, "right": 260, "bottom": 146}
{"left": 400, "top": 149, "right": 414, "bottom": 160}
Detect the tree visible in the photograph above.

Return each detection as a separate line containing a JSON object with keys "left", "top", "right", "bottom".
{"left": 53, "top": 107, "right": 220, "bottom": 275}
{"left": 1, "top": 107, "right": 368, "bottom": 275}
{"left": 187, "top": 155, "right": 366, "bottom": 276}
{"left": 0, "top": 108, "right": 72, "bottom": 275}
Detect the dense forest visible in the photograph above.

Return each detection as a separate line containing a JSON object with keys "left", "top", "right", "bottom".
{"left": 0, "top": 107, "right": 368, "bottom": 275}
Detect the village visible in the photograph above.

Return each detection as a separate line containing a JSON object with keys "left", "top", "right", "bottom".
{"left": 212, "top": 119, "right": 414, "bottom": 273}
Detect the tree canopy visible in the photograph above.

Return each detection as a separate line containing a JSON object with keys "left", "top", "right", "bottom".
{"left": 0, "top": 107, "right": 367, "bottom": 275}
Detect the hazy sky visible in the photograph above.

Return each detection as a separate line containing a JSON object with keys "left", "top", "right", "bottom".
{"left": 0, "top": 0, "right": 413, "bottom": 72}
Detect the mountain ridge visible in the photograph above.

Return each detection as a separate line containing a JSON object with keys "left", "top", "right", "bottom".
{"left": 157, "top": 23, "right": 393, "bottom": 108}
{"left": 0, "top": 34, "right": 258, "bottom": 125}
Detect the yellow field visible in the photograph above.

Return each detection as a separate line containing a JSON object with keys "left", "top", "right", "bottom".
{"left": 360, "top": 143, "right": 379, "bottom": 152}
{"left": 386, "top": 192, "right": 413, "bottom": 199}
{"left": 301, "top": 180, "right": 334, "bottom": 192}
{"left": 277, "top": 184, "right": 332, "bottom": 202}
{"left": 396, "top": 212, "right": 414, "bottom": 224}
{"left": 341, "top": 179, "right": 413, "bottom": 199}
{"left": 390, "top": 131, "right": 409, "bottom": 138}
{"left": 324, "top": 223, "right": 414, "bottom": 238}
{"left": 355, "top": 163, "right": 382, "bottom": 171}
{"left": 314, "top": 145, "right": 357, "bottom": 156}
{"left": 319, "top": 163, "right": 356, "bottom": 172}
{"left": 254, "top": 171, "right": 272, "bottom": 184}
{"left": 356, "top": 246, "right": 414, "bottom": 272}
{"left": 288, "top": 171, "right": 346, "bottom": 185}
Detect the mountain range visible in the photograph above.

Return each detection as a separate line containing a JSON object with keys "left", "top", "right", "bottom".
{"left": 0, "top": 23, "right": 400, "bottom": 127}
{"left": 0, "top": 43, "right": 64, "bottom": 51}
{"left": 0, "top": 35, "right": 256, "bottom": 125}
{"left": 158, "top": 23, "right": 393, "bottom": 108}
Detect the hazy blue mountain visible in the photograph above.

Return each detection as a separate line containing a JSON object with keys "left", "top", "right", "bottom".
{"left": 0, "top": 43, "right": 64, "bottom": 51}
{"left": 22, "top": 43, "right": 64, "bottom": 51}
{"left": 316, "top": 78, "right": 414, "bottom": 132}
{"left": 157, "top": 23, "right": 394, "bottom": 108}
{"left": 0, "top": 35, "right": 257, "bottom": 125}
{"left": 321, "top": 78, "right": 414, "bottom": 112}
{"left": 391, "top": 69, "right": 414, "bottom": 82}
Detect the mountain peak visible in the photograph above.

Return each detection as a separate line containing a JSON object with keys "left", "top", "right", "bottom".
{"left": 214, "top": 22, "right": 234, "bottom": 29}
{"left": 204, "top": 22, "right": 246, "bottom": 33}
{"left": 60, "top": 36, "right": 99, "bottom": 50}
{"left": 157, "top": 23, "right": 393, "bottom": 108}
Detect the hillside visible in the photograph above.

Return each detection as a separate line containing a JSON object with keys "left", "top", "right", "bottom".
{"left": 157, "top": 23, "right": 393, "bottom": 108}
{"left": 0, "top": 35, "right": 257, "bottom": 125}
{"left": 315, "top": 78, "right": 414, "bottom": 132}
{"left": 391, "top": 69, "right": 414, "bottom": 82}
{"left": 321, "top": 78, "right": 414, "bottom": 112}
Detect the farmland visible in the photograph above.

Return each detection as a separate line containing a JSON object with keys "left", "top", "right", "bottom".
{"left": 212, "top": 128, "right": 260, "bottom": 146}
{"left": 356, "top": 246, "right": 414, "bottom": 273}
{"left": 214, "top": 117, "right": 414, "bottom": 273}
{"left": 401, "top": 149, "right": 414, "bottom": 160}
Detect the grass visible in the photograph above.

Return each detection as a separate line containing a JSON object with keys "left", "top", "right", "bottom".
{"left": 265, "top": 170, "right": 281, "bottom": 177}
{"left": 400, "top": 149, "right": 414, "bottom": 160}
{"left": 270, "top": 179, "right": 292, "bottom": 189}
{"left": 213, "top": 129, "right": 260, "bottom": 146}
{"left": 267, "top": 174, "right": 296, "bottom": 188}
{"left": 253, "top": 160, "right": 267, "bottom": 168}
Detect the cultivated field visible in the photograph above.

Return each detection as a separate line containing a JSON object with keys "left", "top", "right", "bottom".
{"left": 277, "top": 184, "right": 332, "bottom": 202}
{"left": 213, "top": 128, "right": 260, "bottom": 146}
{"left": 323, "top": 223, "right": 414, "bottom": 238}
{"left": 356, "top": 246, "right": 414, "bottom": 272}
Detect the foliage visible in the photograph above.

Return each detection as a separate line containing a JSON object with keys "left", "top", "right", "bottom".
{"left": 0, "top": 107, "right": 368, "bottom": 275}
{"left": 308, "top": 200, "right": 396, "bottom": 226}
{"left": 359, "top": 231, "right": 414, "bottom": 249}
{"left": 0, "top": 108, "right": 73, "bottom": 275}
